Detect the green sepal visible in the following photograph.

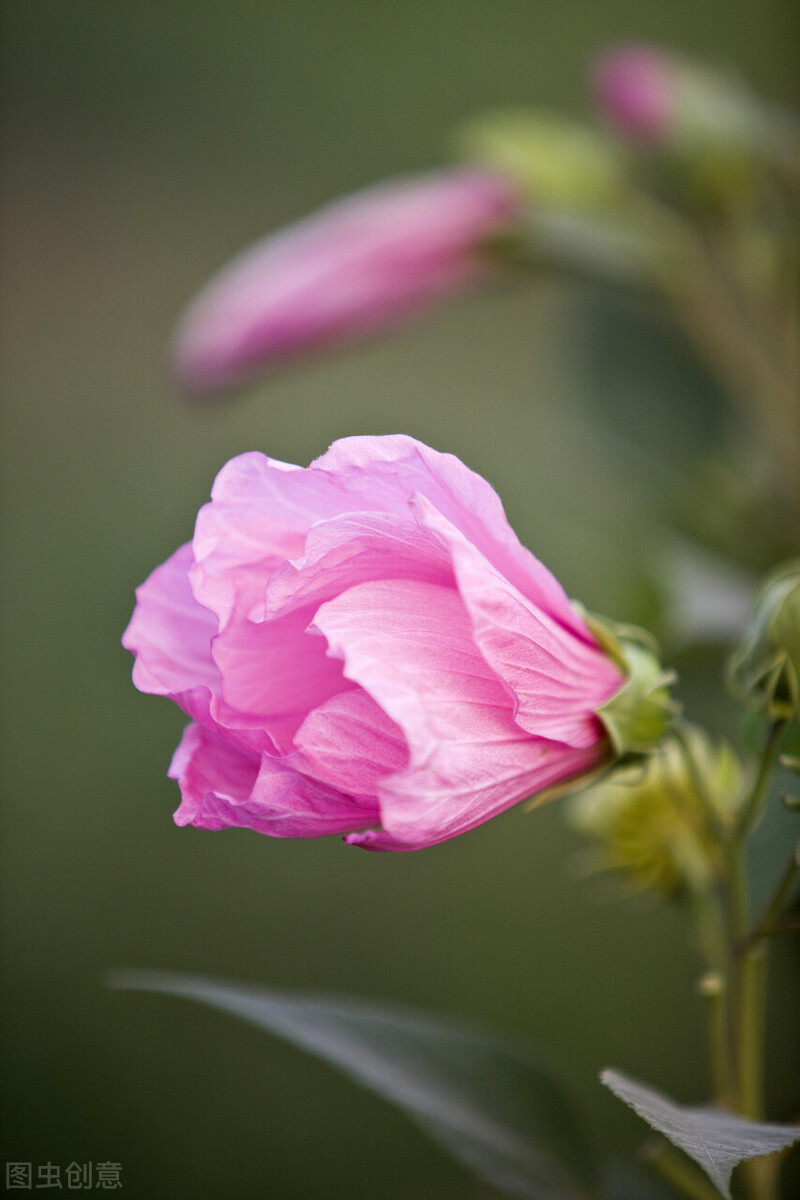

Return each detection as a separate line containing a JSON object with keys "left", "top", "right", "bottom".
{"left": 522, "top": 612, "right": 677, "bottom": 812}
{"left": 581, "top": 610, "right": 678, "bottom": 758}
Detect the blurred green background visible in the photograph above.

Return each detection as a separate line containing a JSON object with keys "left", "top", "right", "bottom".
{"left": 2, "top": 3, "right": 799, "bottom": 1198}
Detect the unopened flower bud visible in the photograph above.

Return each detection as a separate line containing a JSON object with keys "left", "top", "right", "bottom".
{"left": 593, "top": 45, "right": 673, "bottom": 147}
{"left": 729, "top": 560, "right": 800, "bottom": 721}
{"left": 593, "top": 43, "right": 799, "bottom": 210}
{"left": 570, "top": 725, "right": 743, "bottom": 897}
{"left": 172, "top": 170, "right": 520, "bottom": 393}
{"left": 455, "top": 111, "right": 625, "bottom": 210}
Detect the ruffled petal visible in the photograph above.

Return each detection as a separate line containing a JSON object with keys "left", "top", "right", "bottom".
{"left": 170, "top": 722, "right": 376, "bottom": 837}
{"left": 414, "top": 495, "right": 624, "bottom": 748}
{"left": 122, "top": 542, "right": 219, "bottom": 696}
{"left": 249, "top": 752, "right": 381, "bottom": 837}
{"left": 122, "top": 542, "right": 276, "bottom": 754}
{"left": 170, "top": 722, "right": 262, "bottom": 830}
{"left": 313, "top": 578, "right": 602, "bottom": 849}
{"left": 312, "top": 578, "right": 513, "bottom": 766}
{"left": 190, "top": 451, "right": 377, "bottom": 628}
{"left": 264, "top": 510, "right": 452, "bottom": 619}
{"left": 210, "top": 606, "right": 356, "bottom": 755}
{"left": 348, "top": 738, "right": 603, "bottom": 851}
{"left": 292, "top": 689, "right": 409, "bottom": 799}
{"left": 312, "top": 435, "right": 592, "bottom": 640}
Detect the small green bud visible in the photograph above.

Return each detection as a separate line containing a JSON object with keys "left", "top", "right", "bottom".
{"left": 582, "top": 612, "right": 678, "bottom": 757}
{"left": 454, "top": 110, "right": 625, "bottom": 210}
{"left": 729, "top": 560, "right": 800, "bottom": 721}
{"left": 570, "top": 725, "right": 743, "bottom": 898}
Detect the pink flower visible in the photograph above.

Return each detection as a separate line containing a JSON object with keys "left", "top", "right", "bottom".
{"left": 592, "top": 44, "right": 674, "bottom": 146}
{"left": 172, "top": 171, "right": 519, "bottom": 392}
{"left": 123, "top": 436, "right": 626, "bottom": 851}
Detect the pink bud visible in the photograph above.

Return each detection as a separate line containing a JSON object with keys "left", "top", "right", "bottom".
{"left": 592, "top": 44, "right": 674, "bottom": 146}
{"left": 172, "top": 171, "right": 519, "bottom": 392}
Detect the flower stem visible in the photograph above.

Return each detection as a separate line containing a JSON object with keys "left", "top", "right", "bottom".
{"left": 738, "top": 722, "right": 787, "bottom": 839}
{"left": 738, "top": 942, "right": 768, "bottom": 1120}
{"left": 722, "top": 722, "right": 787, "bottom": 1199}
{"left": 698, "top": 971, "right": 737, "bottom": 1109}
{"left": 749, "top": 841, "right": 800, "bottom": 944}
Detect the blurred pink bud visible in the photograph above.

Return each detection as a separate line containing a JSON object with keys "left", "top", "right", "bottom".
{"left": 123, "top": 435, "right": 627, "bottom": 851}
{"left": 593, "top": 44, "right": 674, "bottom": 145}
{"left": 172, "top": 171, "right": 519, "bottom": 392}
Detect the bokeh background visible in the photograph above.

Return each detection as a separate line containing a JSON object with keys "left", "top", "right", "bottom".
{"left": 3, "top": 3, "right": 799, "bottom": 1197}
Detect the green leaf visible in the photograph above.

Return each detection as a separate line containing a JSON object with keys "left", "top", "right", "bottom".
{"left": 601, "top": 1068, "right": 800, "bottom": 1198}
{"left": 111, "top": 971, "right": 594, "bottom": 1200}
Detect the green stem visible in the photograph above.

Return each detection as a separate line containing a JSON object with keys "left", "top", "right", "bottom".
{"left": 738, "top": 722, "right": 787, "bottom": 839}
{"left": 749, "top": 841, "right": 800, "bottom": 944}
{"left": 677, "top": 725, "right": 740, "bottom": 1108}
{"left": 698, "top": 971, "right": 737, "bottom": 1109}
{"left": 738, "top": 942, "right": 769, "bottom": 1120}
{"left": 722, "top": 722, "right": 787, "bottom": 1200}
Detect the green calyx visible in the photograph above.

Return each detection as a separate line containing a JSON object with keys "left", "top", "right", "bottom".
{"left": 583, "top": 612, "right": 678, "bottom": 759}
{"left": 522, "top": 614, "right": 676, "bottom": 815}
{"left": 454, "top": 110, "right": 625, "bottom": 210}
{"left": 729, "top": 559, "right": 800, "bottom": 721}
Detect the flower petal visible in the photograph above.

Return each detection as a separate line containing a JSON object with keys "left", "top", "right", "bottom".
{"left": 313, "top": 578, "right": 602, "bottom": 849}
{"left": 313, "top": 578, "right": 512, "bottom": 765}
{"left": 264, "top": 510, "right": 453, "bottom": 619}
{"left": 292, "top": 689, "right": 409, "bottom": 799}
{"left": 210, "top": 606, "right": 356, "bottom": 755}
{"left": 170, "top": 722, "right": 376, "bottom": 837}
{"left": 122, "top": 542, "right": 276, "bottom": 754}
{"left": 191, "top": 451, "right": 377, "bottom": 628}
{"left": 350, "top": 736, "right": 603, "bottom": 851}
{"left": 312, "top": 435, "right": 592, "bottom": 641}
{"left": 415, "top": 495, "right": 624, "bottom": 748}
{"left": 250, "top": 753, "right": 381, "bottom": 838}
{"left": 123, "top": 542, "right": 219, "bottom": 697}
{"left": 170, "top": 722, "right": 261, "bottom": 830}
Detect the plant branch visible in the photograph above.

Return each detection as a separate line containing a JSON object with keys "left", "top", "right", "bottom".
{"left": 738, "top": 722, "right": 787, "bottom": 839}
{"left": 748, "top": 841, "right": 800, "bottom": 945}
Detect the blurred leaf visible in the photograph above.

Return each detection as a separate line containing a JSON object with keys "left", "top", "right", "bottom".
{"left": 601, "top": 1068, "right": 800, "bottom": 1199}
{"left": 112, "top": 971, "right": 595, "bottom": 1200}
